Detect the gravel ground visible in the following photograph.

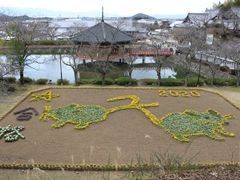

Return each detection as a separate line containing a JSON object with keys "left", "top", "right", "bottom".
{"left": 157, "top": 165, "right": 240, "bottom": 180}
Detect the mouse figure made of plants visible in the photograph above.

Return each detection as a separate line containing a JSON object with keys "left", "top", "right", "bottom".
{"left": 40, "top": 95, "right": 159, "bottom": 129}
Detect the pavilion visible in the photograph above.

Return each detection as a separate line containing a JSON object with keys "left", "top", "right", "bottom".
{"left": 72, "top": 8, "right": 133, "bottom": 46}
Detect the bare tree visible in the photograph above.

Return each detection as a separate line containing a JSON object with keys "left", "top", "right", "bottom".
{"left": 206, "top": 52, "right": 222, "bottom": 86}
{"left": 0, "top": 58, "right": 16, "bottom": 78}
{"left": 225, "top": 41, "right": 240, "bottom": 86}
{"left": 93, "top": 45, "right": 116, "bottom": 85}
{"left": 125, "top": 47, "right": 138, "bottom": 80}
{"left": 59, "top": 22, "right": 88, "bottom": 85}
{"left": 173, "top": 27, "right": 207, "bottom": 86}
{"left": 5, "top": 20, "right": 44, "bottom": 85}
{"left": 147, "top": 31, "right": 173, "bottom": 86}
{"left": 61, "top": 43, "right": 82, "bottom": 85}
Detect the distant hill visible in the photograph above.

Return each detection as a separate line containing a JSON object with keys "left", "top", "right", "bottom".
{"left": 0, "top": 13, "right": 31, "bottom": 21}
{"left": 131, "top": 13, "right": 156, "bottom": 20}
{"left": 0, "top": 13, "right": 52, "bottom": 22}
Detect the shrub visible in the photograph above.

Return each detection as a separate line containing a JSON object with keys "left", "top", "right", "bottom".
{"left": 35, "top": 78, "right": 48, "bottom": 85}
{"left": 227, "top": 78, "right": 238, "bottom": 86}
{"left": 213, "top": 78, "right": 227, "bottom": 86}
{"left": 160, "top": 78, "right": 183, "bottom": 86}
{"left": 187, "top": 78, "right": 204, "bottom": 87}
{"left": 114, "top": 77, "right": 137, "bottom": 86}
{"left": 205, "top": 78, "right": 227, "bottom": 86}
{"left": 57, "top": 79, "right": 69, "bottom": 85}
{"left": 77, "top": 79, "right": 96, "bottom": 85}
{"left": 142, "top": 79, "right": 157, "bottom": 86}
{"left": 93, "top": 78, "right": 114, "bottom": 85}
{"left": 19, "top": 77, "right": 33, "bottom": 84}
{"left": 3, "top": 77, "right": 16, "bottom": 84}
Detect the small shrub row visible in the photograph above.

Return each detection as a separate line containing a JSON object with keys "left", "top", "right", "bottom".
{"left": 1, "top": 76, "right": 239, "bottom": 87}
{"left": 57, "top": 79, "right": 70, "bottom": 85}
{"left": 142, "top": 78, "right": 183, "bottom": 86}
{"left": 160, "top": 78, "right": 183, "bottom": 86}
{"left": 205, "top": 78, "right": 238, "bottom": 86}
{"left": 21, "top": 77, "right": 33, "bottom": 84}
{"left": 0, "top": 77, "right": 17, "bottom": 84}
{"left": 93, "top": 78, "right": 114, "bottom": 85}
{"left": 78, "top": 77, "right": 138, "bottom": 86}
{"left": 114, "top": 77, "right": 137, "bottom": 86}
{"left": 142, "top": 79, "right": 157, "bottom": 86}
{"left": 35, "top": 78, "right": 48, "bottom": 85}
{"left": 187, "top": 78, "right": 204, "bottom": 87}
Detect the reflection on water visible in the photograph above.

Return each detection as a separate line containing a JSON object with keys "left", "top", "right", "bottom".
{"left": 132, "top": 68, "right": 176, "bottom": 80}
{"left": 2, "top": 55, "right": 176, "bottom": 83}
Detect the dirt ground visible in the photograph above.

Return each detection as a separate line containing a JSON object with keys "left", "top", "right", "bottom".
{"left": 0, "top": 87, "right": 239, "bottom": 166}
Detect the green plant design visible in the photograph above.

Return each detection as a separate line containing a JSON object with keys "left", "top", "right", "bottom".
{"left": 39, "top": 93, "right": 235, "bottom": 142}
{"left": 40, "top": 95, "right": 159, "bottom": 129}
{"left": 159, "top": 109, "right": 235, "bottom": 142}
{"left": 0, "top": 125, "right": 25, "bottom": 142}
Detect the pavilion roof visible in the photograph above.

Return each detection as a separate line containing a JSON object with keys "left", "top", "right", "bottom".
{"left": 72, "top": 21, "right": 133, "bottom": 44}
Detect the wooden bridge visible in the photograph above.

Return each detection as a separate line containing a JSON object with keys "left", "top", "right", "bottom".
{"left": 79, "top": 49, "right": 174, "bottom": 60}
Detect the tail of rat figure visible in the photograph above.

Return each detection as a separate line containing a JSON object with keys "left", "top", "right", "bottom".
{"left": 107, "top": 95, "right": 160, "bottom": 125}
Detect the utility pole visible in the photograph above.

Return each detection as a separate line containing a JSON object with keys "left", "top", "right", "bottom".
{"left": 59, "top": 51, "right": 63, "bottom": 85}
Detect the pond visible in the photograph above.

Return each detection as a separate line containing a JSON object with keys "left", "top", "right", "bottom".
{"left": 2, "top": 55, "right": 176, "bottom": 83}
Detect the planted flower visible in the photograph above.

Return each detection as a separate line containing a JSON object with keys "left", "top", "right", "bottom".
{"left": 40, "top": 95, "right": 159, "bottom": 129}
{"left": 159, "top": 109, "right": 235, "bottom": 142}
{"left": 0, "top": 125, "right": 25, "bottom": 142}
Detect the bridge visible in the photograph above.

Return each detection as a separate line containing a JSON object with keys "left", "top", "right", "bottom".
{"left": 195, "top": 52, "right": 237, "bottom": 70}
{"left": 0, "top": 45, "right": 173, "bottom": 59}
{"left": 79, "top": 49, "right": 174, "bottom": 60}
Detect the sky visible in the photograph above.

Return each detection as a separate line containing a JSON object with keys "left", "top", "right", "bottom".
{"left": 0, "top": 0, "right": 225, "bottom": 17}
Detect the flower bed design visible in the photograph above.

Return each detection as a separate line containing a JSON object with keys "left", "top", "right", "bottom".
{"left": 39, "top": 92, "right": 234, "bottom": 142}
{"left": 31, "top": 90, "right": 59, "bottom": 102}
{"left": 158, "top": 109, "right": 235, "bottom": 142}
{"left": 0, "top": 87, "right": 239, "bottom": 168}
{"left": 0, "top": 125, "right": 25, "bottom": 142}
{"left": 14, "top": 107, "right": 39, "bottom": 121}
{"left": 159, "top": 90, "right": 201, "bottom": 97}
{"left": 40, "top": 95, "right": 159, "bottom": 129}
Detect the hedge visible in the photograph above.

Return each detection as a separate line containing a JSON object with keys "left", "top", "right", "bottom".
{"left": 93, "top": 78, "right": 114, "bottom": 85}
{"left": 114, "top": 77, "right": 137, "bottom": 86}
{"left": 35, "top": 78, "right": 48, "bottom": 85}
{"left": 187, "top": 78, "right": 204, "bottom": 87}
{"left": 160, "top": 78, "right": 183, "bottom": 86}
{"left": 57, "top": 79, "right": 70, "bottom": 85}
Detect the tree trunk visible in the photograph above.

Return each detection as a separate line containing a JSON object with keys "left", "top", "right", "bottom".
{"left": 197, "top": 55, "right": 202, "bottom": 86}
{"left": 211, "top": 74, "right": 215, "bottom": 86}
{"left": 184, "top": 71, "right": 190, "bottom": 87}
{"left": 128, "top": 69, "right": 133, "bottom": 86}
{"left": 157, "top": 71, "right": 161, "bottom": 86}
{"left": 237, "top": 70, "right": 240, "bottom": 87}
{"left": 128, "top": 70, "right": 132, "bottom": 79}
{"left": 19, "top": 66, "right": 24, "bottom": 85}
{"left": 73, "top": 70, "right": 78, "bottom": 86}
{"left": 102, "top": 73, "right": 106, "bottom": 86}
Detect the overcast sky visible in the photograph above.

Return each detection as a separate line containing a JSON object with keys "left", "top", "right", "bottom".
{"left": 0, "top": 0, "right": 225, "bottom": 17}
